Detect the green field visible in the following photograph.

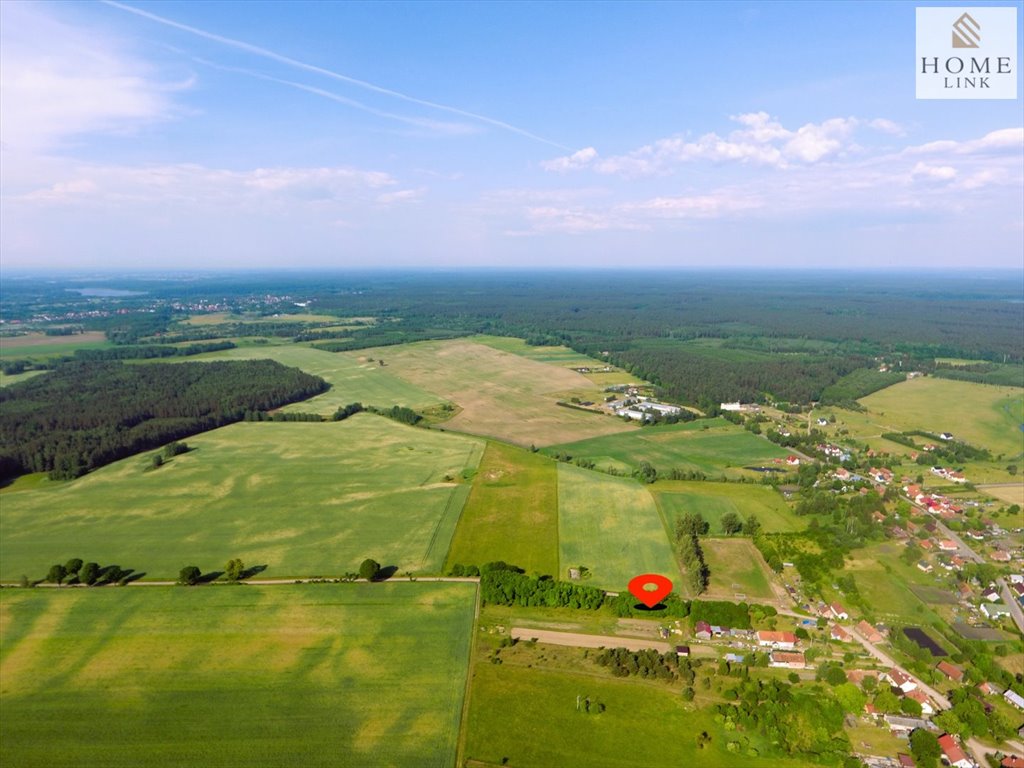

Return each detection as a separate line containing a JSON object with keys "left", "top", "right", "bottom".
{"left": 557, "top": 464, "right": 678, "bottom": 591}
{"left": 0, "top": 369, "right": 48, "bottom": 388}
{"left": 469, "top": 335, "right": 603, "bottom": 367}
{"left": 549, "top": 418, "right": 792, "bottom": 478}
{"left": 859, "top": 377, "right": 1024, "bottom": 458}
{"left": 654, "top": 481, "right": 805, "bottom": 535}
{"left": 445, "top": 442, "right": 559, "bottom": 577}
{"left": 0, "top": 414, "right": 483, "bottom": 581}
{"left": 359, "top": 339, "right": 636, "bottom": 447}
{"left": 0, "top": 339, "right": 112, "bottom": 360}
{"left": 698, "top": 539, "right": 777, "bottom": 601}
{"left": 0, "top": 582, "right": 475, "bottom": 767}
{"left": 463, "top": 662, "right": 806, "bottom": 768}
{"left": 841, "top": 543, "right": 944, "bottom": 626}
{"left": 177, "top": 344, "right": 445, "bottom": 416}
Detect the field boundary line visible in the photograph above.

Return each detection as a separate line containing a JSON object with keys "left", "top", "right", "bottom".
{"left": 454, "top": 580, "right": 480, "bottom": 767}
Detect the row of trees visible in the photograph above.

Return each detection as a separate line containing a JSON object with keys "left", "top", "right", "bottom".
{"left": 42, "top": 559, "right": 138, "bottom": 587}
{"left": 675, "top": 513, "right": 710, "bottom": 594}
{"left": 178, "top": 558, "right": 251, "bottom": 586}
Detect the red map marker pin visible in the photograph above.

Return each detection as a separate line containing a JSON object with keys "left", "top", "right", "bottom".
{"left": 628, "top": 573, "right": 673, "bottom": 608}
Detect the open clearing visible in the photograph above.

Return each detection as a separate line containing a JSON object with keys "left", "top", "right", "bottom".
{"left": 858, "top": 377, "right": 1023, "bottom": 458}
{"left": 0, "top": 331, "right": 108, "bottom": 349}
{"left": 979, "top": 483, "right": 1024, "bottom": 506}
{"left": 842, "top": 543, "right": 944, "bottom": 626}
{"left": 557, "top": 464, "right": 677, "bottom": 590}
{"left": 696, "top": 539, "right": 777, "bottom": 602}
{"left": 359, "top": 339, "right": 637, "bottom": 447}
{"left": 0, "top": 582, "right": 475, "bottom": 767}
{"left": 463, "top": 662, "right": 806, "bottom": 768}
{"left": 0, "top": 414, "right": 483, "bottom": 580}
{"left": 653, "top": 481, "right": 804, "bottom": 534}
{"left": 182, "top": 312, "right": 346, "bottom": 325}
{"left": 469, "top": 335, "right": 642, "bottom": 387}
{"left": 0, "top": 333, "right": 111, "bottom": 360}
{"left": 0, "top": 369, "right": 47, "bottom": 388}
{"left": 445, "top": 442, "right": 559, "bottom": 577}
{"left": 549, "top": 418, "right": 792, "bottom": 478}
{"left": 182, "top": 343, "right": 445, "bottom": 415}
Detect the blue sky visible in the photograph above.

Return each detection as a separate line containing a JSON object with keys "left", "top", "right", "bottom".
{"left": 1, "top": 0, "right": 1022, "bottom": 270}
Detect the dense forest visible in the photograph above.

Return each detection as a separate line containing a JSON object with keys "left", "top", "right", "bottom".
{"left": 2, "top": 271, "right": 1021, "bottom": 408}
{"left": 0, "top": 360, "right": 327, "bottom": 480}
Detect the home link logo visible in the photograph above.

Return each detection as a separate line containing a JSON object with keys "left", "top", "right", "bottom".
{"left": 916, "top": 7, "right": 1018, "bottom": 99}
{"left": 951, "top": 12, "right": 980, "bottom": 48}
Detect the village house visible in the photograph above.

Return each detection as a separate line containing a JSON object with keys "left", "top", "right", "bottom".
{"left": 786, "top": 455, "right": 801, "bottom": 466}
{"left": 856, "top": 621, "right": 884, "bottom": 644}
{"left": 1001, "top": 756, "right": 1024, "bottom": 768}
{"left": 977, "top": 681, "right": 1002, "bottom": 696}
{"left": 937, "top": 734, "right": 973, "bottom": 768}
{"left": 829, "top": 603, "right": 849, "bottom": 621}
{"left": 1004, "top": 690, "right": 1024, "bottom": 710}
{"left": 694, "top": 621, "right": 712, "bottom": 640}
{"left": 991, "top": 550, "right": 1012, "bottom": 563}
{"left": 885, "top": 715, "right": 934, "bottom": 735}
{"left": 906, "top": 689, "right": 935, "bottom": 716}
{"left": 756, "top": 630, "right": 798, "bottom": 650}
{"left": 769, "top": 651, "right": 807, "bottom": 669}
{"left": 982, "top": 603, "right": 1011, "bottom": 620}
{"left": 886, "top": 668, "right": 918, "bottom": 693}
{"left": 675, "top": 646, "right": 690, "bottom": 658}
{"left": 917, "top": 561, "right": 934, "bottom": 573}
{"left": 830, "top": 625, "right": 852, "bottom": 643}
{"left": 897, "top": 754, "right": 915, "bottom": 768}
{"left": 981, "top": 586, "right": 1001, "bottom": 602}
{"left": 847, "top": 669, "right": 878, "bottom": 687}
{"left": 936, "top": 661, "right": 964, "bottom": 683}
{"left": 938, "top": 540, "right": 959, "bottom": 552}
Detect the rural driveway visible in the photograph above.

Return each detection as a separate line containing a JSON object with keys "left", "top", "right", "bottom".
{"left": 510, "top": 627, "right": 671, "bottom": 653}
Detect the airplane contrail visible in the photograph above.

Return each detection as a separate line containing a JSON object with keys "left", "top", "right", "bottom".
{"left": 102, "top": 0, "right": 571, "bottom": 150}
{"left": 192, "top": 56, "right": 480, "bottom": 135}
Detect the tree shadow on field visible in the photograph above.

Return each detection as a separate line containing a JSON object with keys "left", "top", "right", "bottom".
{"left": 198, "top": 570, "right": 224, "bottom": 584}
{"left": 373, "top": 565, "right": 399, "bottom": 582}
{"left": 121, "top": 572, "right": 145, "bottom": 584}
{"left": 240, "top": 564, "right": 268, "bottom": 580}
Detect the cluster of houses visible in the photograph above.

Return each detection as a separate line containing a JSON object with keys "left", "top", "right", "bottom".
{"left": 817, "top": 443, "right": 853, "bottom": 462}
{"left": 930, "top": 465, "right": 969, "bottom": 484}
{"left": 904, "top": 485, "right": 967, "bottom": 517}
{"left": 606, "top": 395, "right": 684, "bottom": 422}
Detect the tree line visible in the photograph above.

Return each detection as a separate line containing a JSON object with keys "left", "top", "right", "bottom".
{"left": 0, "top": 360, "right": 328, "bottom": 480}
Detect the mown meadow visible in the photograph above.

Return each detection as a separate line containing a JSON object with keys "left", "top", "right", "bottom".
{"left": 0, "top": 414, "right": 483, "bottom": 581}
{"left": 0, "top": 582, "right": 476, "bottom": 767}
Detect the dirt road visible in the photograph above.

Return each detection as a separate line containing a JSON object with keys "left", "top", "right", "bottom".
{"left": 510, "top": 627, "right": 671, "bottom": 653}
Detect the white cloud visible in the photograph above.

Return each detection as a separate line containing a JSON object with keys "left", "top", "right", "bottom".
{"left": 376, "top": 188, "right": 426, "bottom": 204}
{"left": 546, "top": 112, "right": 866, "bottom": 177}
{"left": 867, "top": 118, "right": 905, "bottom": 136}
{"left": 0, "top": 2, "right": 182, "bottom": 153}
{"left": 540, "top": 146, "right": 598, "bottom": 172}
{"left": 621, "top": 193, "right": 763, "bottom": 219}
{"left": 911, "top": 162, "right": 957, "bottom": 181}
{"left": 783, "top": 118, "right": 856, "bottom": 163}
{"left": 906, "top": 127, "right": 1024, "bottom": 156}
{"left": 19, "top": 163, "right": 397, "bottom": 206}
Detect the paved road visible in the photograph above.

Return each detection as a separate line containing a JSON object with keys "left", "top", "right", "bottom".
{"left": 510, "top": 627, "right": 671, "bottom": 653}
{"left": 996, "top": 578, "right": 1024, "bottom": 635}
{"left": 845, "top": 625, "right": 951, "bottom": 709}
{"left": 932, "top": 518, "right": 1024, "bottom": 634}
